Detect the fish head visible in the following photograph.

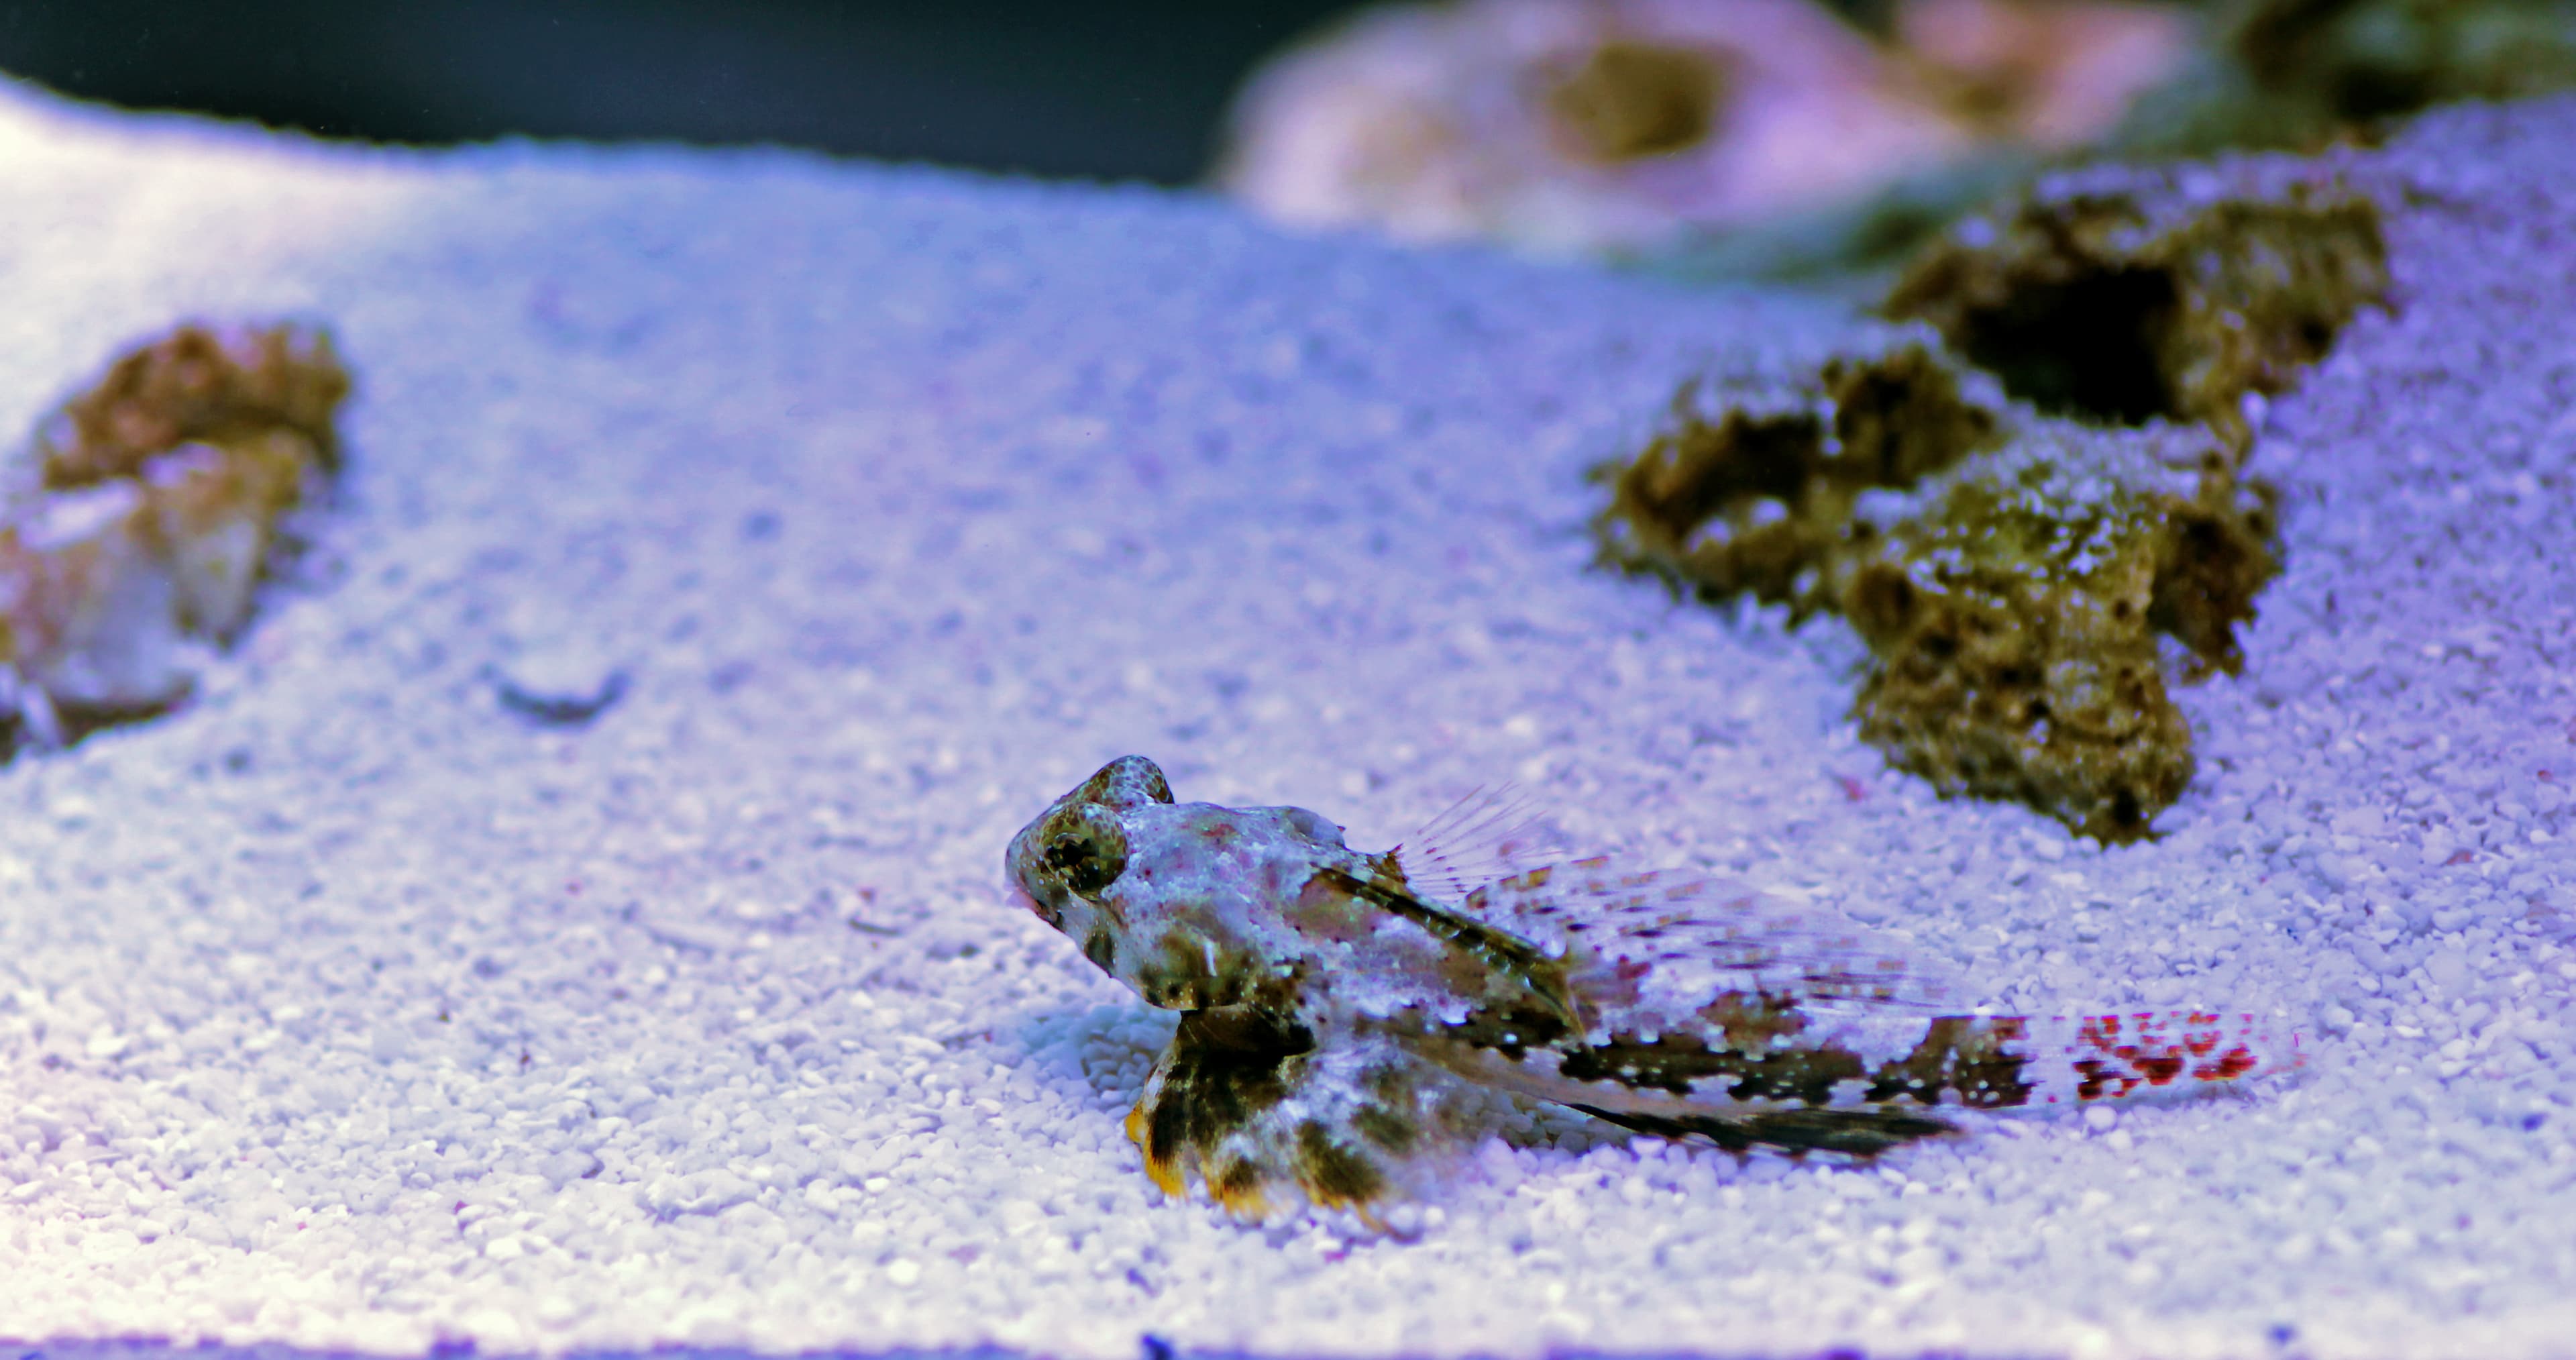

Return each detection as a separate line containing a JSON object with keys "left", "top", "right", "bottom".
{"left": 1007, "top": 755, "right": 1343, "bottom": 1012}
{"left": 1007, "top": 754, "right": 1173, "bottom": 936}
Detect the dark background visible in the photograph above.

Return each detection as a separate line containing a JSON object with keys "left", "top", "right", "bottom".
{"left": 0, "top": 0, "right": 1375, "bottom": 183}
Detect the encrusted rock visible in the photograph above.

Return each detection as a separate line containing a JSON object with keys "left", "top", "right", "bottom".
{"left": 1597, "top": 342, "right": 2002, "bottom": 621}
{"left": 0, "top": 321, "right": 350, "bottom": 749}
{"left": 1598, "top": 342, "right": 2277, "bottom": 843}
{"left": 1841, "top": 429, "right": 2277, "bottom": 841}
{"left": 1884, "top": 158, "right": 2387, "bottom": 454}
{"left": 36, "top": 323, "right": 349, "bottom": 490}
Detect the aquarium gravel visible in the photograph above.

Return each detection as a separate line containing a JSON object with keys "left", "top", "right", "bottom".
{"left": 1, "top": 81, "right": 2574, "bottom": 1360}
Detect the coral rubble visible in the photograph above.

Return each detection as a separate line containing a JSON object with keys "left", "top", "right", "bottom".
{"left": 0, "top": 322, "right": 350, "bottom": 747}
{"left": 1884, "top": 158, "right": 2387, "bottom": 453}
{"left": 1599, "top": 342, "right": 2277, "bottom": 842}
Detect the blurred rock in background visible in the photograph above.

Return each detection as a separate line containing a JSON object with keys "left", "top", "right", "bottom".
{"left": 1218, "top": 0, "right": 2189, "bottom": 258}
{"left": 6, "top": 1, "right": 2571, "bottom": 271}
{"left": 1216, "top": 0, "right": 2576, "bottom": 274}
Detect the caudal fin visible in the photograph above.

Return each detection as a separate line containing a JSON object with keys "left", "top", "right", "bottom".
{"left": 2000, "top": 1009, "right": 2304, "bottom": 1108}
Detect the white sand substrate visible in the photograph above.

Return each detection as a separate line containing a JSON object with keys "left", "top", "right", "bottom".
{"left": 0, "top": 82, "right": 2573, "bottom": 1360}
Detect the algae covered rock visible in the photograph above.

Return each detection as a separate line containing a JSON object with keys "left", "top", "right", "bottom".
{"left": 1884, "top": 158, "right": 2387, "bottom": 454}
{"left": 0, "top": 321, "right": 350, "bottom": 749}
{"left": 36, "top": 323, "right": 350, "bottom": 492}
{"left": 1595, "top": 342, "right": 2002, "bottom": 621}
{"left": 1599, "top": 343, "right": 2277, "bottom": 843}
{"left": 1840, "top": 429, "right": 2276, "bottom": 841}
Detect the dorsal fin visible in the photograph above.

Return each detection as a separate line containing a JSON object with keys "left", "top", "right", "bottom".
{"left": 1386, "top": 784, "right": 1555, "bottom": 904}
{"left": 1311, "top": 866, "right": 1589, "bottom": 1040}
{"left": 1465, "top": 859, "right": 1965, "bottom": 1015}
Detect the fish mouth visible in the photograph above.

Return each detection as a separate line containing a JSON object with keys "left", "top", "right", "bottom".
{"left": 1001, "top": 876, "right": 1055, "bottom": 927}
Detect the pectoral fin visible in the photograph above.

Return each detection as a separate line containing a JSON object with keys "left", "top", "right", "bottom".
{"left": 1126, "top": 1008, "right": 1480, "bottom": 1220}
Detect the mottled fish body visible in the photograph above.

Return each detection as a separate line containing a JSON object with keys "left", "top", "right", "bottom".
{"left": 1006, "top": 755, "right": 2302, "bottom": 1216}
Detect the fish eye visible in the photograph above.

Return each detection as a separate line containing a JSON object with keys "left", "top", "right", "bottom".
{"left": 1042, "top": 804, "right": 1128, "bottom": 898}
